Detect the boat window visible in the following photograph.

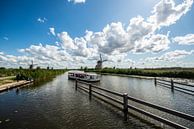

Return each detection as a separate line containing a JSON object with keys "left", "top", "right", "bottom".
{"left": 69, "top": 73, "right": 74, "bottom": 76}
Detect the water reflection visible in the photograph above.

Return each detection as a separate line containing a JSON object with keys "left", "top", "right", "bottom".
{"left": 99, "top": 75, "right": 194, "bottom": 128}
{"left": 0, "top": 73, "right": 193, "bottom": 129}
{"left": 0, "top": 73, "right": 155, "bottom": 129}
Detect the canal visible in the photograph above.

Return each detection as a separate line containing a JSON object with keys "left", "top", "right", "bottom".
{"left": 0, "top": 73, "right": 193, "bottom": 129}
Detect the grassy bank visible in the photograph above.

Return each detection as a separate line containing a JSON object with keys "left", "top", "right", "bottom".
{"left": 85, "top": 68, "right": 194, "bottom": 79}
{"left": 0, "top": 77, "right": 16, "bottom": 85}
{"left": 0, "top": 68, "right": 67, "bottom": 82}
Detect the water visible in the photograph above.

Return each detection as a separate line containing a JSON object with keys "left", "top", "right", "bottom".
{"left": 100, "top": 75, "right": 194, "bottom": 128}
{"left": 0, "top": 73, "right": 193, "bottom": 129}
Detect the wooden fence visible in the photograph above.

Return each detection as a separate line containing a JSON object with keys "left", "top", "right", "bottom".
{"left": 75, "top": 80, "right": 194, "bottom": 129}
{"left": 155, "top": 78, "right": 194, "bottom": 95}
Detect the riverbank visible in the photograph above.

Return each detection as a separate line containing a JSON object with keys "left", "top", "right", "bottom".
{"left": 0, "top": 69, "right": 67, "bottom": 81}
{"left": 0, "top": 80, "right": 33, "bottom": 92}
{"left": 0, "top": 69, "right": 67, "bottom": 92}
{"left": 85, "top": 68, "right": 194, "bottom": 79}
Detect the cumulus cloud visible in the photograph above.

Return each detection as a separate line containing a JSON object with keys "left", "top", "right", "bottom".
{"left": 68, "top": 0, "right": 86, "bottom": 4}
{"left": 58, "top": 32, "right": 77, "bottom": 50}
{"left": 0, "top": 44, "right": 76, "bottom": 68}
{"left": 142, "top": 50, "right": 194, "bottom": 68}
{"left": 58, "top": 31, "right": 97, "bottom": 58}
{"left": 173, "top": 34, "right": 194, "bottom": 45}
{"left": 19, "top": 43, "right": 71, "bottom": 61}
{"left": 145, "top": 50, "right": 193, "bottom": 62}
{"left": 49, "top": 27, "right": 56, "bottom": 36}
{"left": 57, "top": 0, "right": 193, "bottom": 56}
{"left": 37, "top": 17, "right": 47, "bottom": 23}
{"left": 135, "top": 33, "right": 170, "bottom": 53}
{"left": 1, "top": 0, "right": 194, "bottom": 68}
{"left": 90, "top": 22, "right": 130, "bottom": 54}
{"left": 148, "top": 0, "right": 193, "bottom": 28}
{"left": 0, "top": 52, "right": 35, "bottom": 68}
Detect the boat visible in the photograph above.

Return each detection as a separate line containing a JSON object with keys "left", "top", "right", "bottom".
{"left": 68, "top": 71, "right": 100, "bottom": 82}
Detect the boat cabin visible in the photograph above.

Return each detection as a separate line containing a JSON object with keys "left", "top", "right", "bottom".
{"left": 68, "top": 71, "right": 100, "bottom": 82}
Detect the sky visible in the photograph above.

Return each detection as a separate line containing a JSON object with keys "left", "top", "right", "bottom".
{"left": 0, "top": 0, "right": 194, "bottom": 69}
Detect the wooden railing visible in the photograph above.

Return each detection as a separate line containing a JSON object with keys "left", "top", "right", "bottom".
{"left": 154, "top": 78, "right": 194, "bottom": 95}
{"left": 75, "top": 80, "right": 194, "bottom": 129}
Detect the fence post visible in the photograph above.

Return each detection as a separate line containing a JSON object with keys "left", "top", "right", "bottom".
{"left": 171, "top": 79, "right": 174, "bottom": 92}
{"left": 75, "top": 79, "right": 78, "bottom": 91}
{"left": 154, "top": 77, "right": 157, "bottom": 86}
{"left": 89, "top": 84, "right": 92, "bottom": 100}
{"left": 123, "top": 93, "right": 128, "bottom": 121}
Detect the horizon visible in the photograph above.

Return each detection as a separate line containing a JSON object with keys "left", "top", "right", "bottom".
{"left": 1, "top": 0, "right": 194, "bottom": 69}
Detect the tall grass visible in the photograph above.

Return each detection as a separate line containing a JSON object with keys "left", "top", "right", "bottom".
{"left": 0, "top": 68, "right": 67, "bottom": 82}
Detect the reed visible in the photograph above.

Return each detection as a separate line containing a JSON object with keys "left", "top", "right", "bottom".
{"left": 85, "top": 68, "right": 194, "bottom": 79}
{"left": 0, "top": 68, "right": 67, "bottom": 81}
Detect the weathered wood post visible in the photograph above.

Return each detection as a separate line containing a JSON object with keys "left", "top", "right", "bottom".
{"left": 75, "top": 79, "right": 78, "bottom": 91}
{"left": 89, "top": 84, "right": 92, "bottom": 100}
{"left": 171, "top": 79, "right": 174, "bottom": 92}
{"left": 123, "top": 93, "right": 128, "bottom": 121}
{"left": 154, "top": 77, "right": 157, "bottom": 86}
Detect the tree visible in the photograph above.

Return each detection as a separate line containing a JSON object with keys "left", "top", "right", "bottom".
{"left": 84, "top": 66, "right": 88, "bottom": 71}
{"left": 36, "top": 66, "right": 41, "bottom": 70}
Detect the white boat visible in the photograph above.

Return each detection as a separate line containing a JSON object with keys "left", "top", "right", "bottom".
{"left": 68, "top": 71, "right": 100, "bottom": 82}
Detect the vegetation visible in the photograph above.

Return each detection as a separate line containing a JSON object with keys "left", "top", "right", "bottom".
{"left": 0, "top": 78, "right": 15, "bottom": 85}
{"left": 0, "top": 68, "right": 67, "bottom": 82}
{"left": 85, "top": 67, "right": 194, "bottom": 79}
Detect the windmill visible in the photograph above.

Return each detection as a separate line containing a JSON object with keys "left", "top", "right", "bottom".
{"left": 95, "top": 54, "right": 107, "bottom": 69}
{"left": 29, "top": 60, "right": 38, "bottom": 70}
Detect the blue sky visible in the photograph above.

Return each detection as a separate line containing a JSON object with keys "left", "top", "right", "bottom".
{"left": 0, "top": 0, "right": 194, "bottom": 68}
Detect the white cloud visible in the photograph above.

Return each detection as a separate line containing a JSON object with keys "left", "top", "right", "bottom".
{"left": 0, "top": 52, "right": 34, "bottom": 68}
{"left": 3, "top": 37, "right": 9, "bottom": 41}
{"left": 145, "top": 50, "right": 193, "bottom": 62}
{"left": 19, "top": 43, "right": 71, "bottom": 61}
{"left": 90, "top": 22, "right": 130, "bottom": 54}
{"left": 135, "top": 33, "right": 170, "bottom": 53}
{"left": 49, "top": 27, "right": 56, "bottom": 36}
{"left": 58, "top": 32, "right": 77, "bottom": 50}
{"left": 148, "top": 0, "right": 193, "bottom": 28}
{"left": 1, "top": 0, "right": 194, "bottom": 68}
{"left": 142, "top": 50, "right": 194, "bottom": 68}
{"left": 173, "top": 34, "right": 194, "bottom": 45}
{"left": 58, "top": 31, "right": 97, "bottom": 58}
{"left": 68, "top": 0, "right": 86, "bottom": 4}
{"left": 37, "top": 17, "right": 47, "bottom": 23}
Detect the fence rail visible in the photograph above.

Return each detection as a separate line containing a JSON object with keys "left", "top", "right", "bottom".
{"left": 154, "top": 78, "right": 194, "bottom": 95}
{"left": 75, "top": 80, "right": 194, "bottom": 129}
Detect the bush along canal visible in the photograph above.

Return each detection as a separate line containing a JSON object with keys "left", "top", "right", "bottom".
{"left": 85, "top": 68, "right": 194, "bottom": 79}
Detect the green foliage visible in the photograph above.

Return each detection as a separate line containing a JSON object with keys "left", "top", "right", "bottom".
{"left": 0, "top": 69, "right": 67, "bottom": 81}
{"left": 85, "top": 68, "right": 194, "bottom": 79}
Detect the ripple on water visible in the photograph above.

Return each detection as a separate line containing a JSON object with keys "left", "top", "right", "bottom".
{"left": 0, "top": 73, "right": 193, "bottom": 129}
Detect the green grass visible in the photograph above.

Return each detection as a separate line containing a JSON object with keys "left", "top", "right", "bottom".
{"left": 85, "top": 68, "right": 194, "bottom": 79}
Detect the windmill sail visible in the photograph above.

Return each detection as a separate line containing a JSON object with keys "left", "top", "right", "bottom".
{"left": 95, "top": 54, "right": 107, "bottom": 69}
